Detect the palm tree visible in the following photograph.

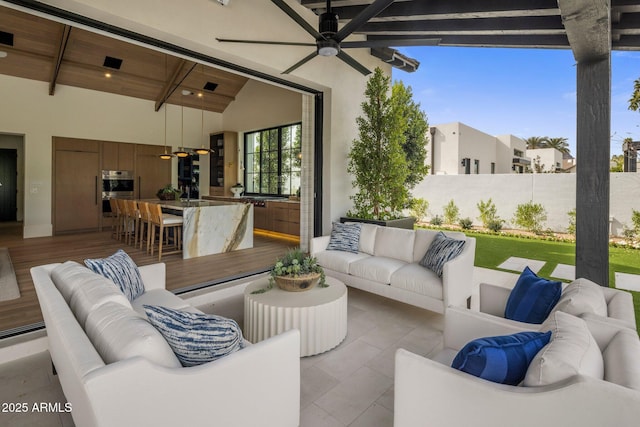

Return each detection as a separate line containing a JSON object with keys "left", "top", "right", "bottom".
{"left": 525, "top": 136, "right": 548, "bottom": 149}
{"left": 545, "top": 137, "right": 571, "bottom": 155}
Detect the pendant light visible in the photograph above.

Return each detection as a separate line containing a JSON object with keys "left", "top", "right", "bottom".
{"left": 173, "top": 90, "right": 190, "bottom": 158}
{"left": 159, "top": 54, "right": 175, "bottom": 160}
{"left": 194, "top": 64, "right": 213, "bottom": 156}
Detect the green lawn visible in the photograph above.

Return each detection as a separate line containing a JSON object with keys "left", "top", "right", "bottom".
{"left": 470, "top": 231, "right": 640, "bottom": 329}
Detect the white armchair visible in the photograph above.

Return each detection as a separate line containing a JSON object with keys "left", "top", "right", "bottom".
{"left": 479, "top": 280, "right": 637, "bottom": 330}
{"left": 394, "top": 306, "right": 640, "bottom": 427}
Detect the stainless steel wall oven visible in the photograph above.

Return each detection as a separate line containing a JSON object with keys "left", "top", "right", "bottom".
{"left": 101, "top": 170, "right": 134, "bottom": 213}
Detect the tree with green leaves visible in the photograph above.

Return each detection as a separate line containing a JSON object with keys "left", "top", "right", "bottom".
{"left": 610, "top": 154, "right": 624, "bottom": 172}
{"left": 629, "top": 78, "right": 640, "bottom": 112}
{"left": 392, "top": 81, "right": 429, "bottom": 190}
{"left": 545, "top": 137, "right": 570, "bottom": 155}
{"left": 525, "top": 136, "right": 548, "bottom": 149}
{"left": 347, "top": 67, "right": 409, "bottom": 220}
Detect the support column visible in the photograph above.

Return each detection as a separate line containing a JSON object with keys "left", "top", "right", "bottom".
{"left": 575, "top": 56, "right": 611, "bottom": 285}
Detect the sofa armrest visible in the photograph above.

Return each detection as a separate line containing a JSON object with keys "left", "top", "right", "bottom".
{"left": 394, "top": 348, "right": 640, "bottom": 427}
{"left": 442, "top": 236, "right": 476, "bottom": 308}
{"left": 602, "top": 287, "right": 637, "bottom": 329}
{"left": 84, "top": 329, "right": 301, "bottom": 427}
{"left": 479, "top": 282, "right": 511, "bottom": 317}
{"left": 138, "top": 263, "right": 166, "bottom": 291}
{"left": 444, "top": 306, "right": 536, "bottom": 350}
{"left": 310, "top": 235, "right": 330, "bottom": 256}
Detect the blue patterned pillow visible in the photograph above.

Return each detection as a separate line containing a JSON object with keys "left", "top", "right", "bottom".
{"left": 326, "top": 222, "right": 362, "bottom": 253}
{"left": 143, "top": 305, "right": 245, "bottom": 367}
{"left": 419, "top": 232, "right": 465, "bottom": 277}
{"left": 505, "top": 266, "right": 562, "bottom": 324}
{"left": 452, "top": 331, "right": 552, "bottom": 385}
{"left": 84, "top": 249, "right": 144, "bottom": 301}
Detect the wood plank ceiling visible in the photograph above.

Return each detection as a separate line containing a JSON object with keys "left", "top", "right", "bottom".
{"left": 0, "top": 6, "right": 249, "bottom": 113}
{"left": 300, "top": 0, "right": 640, "bottom": 53}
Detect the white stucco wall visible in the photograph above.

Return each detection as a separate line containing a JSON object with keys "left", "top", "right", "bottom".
{"left": 1, "top": 0, "right": 387, "bottom": 237}
{"left": 412, "top": 173, "right": 640, "bottom": 235}
{"left": 527, "top": 148, "right": 563, "bottom": 172}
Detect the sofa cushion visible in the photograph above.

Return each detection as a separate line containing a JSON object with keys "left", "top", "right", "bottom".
{"left": 84, "top": 249, "right": 145, "bottom": 301}
{"left": 504, "top": 266, "right": 562, "bottom": 324}
{"left": 553, "top": 278, "right": 608, "bottom": 318}
{"left": 419, "top": 231, "right": 465, "bottom": 277}
{"left": 51, "top": 260, "right": 96, "bottom": 303}
{"left": 390, "top": 263, "right": 443, "bottom": 300}
{"left": 452, "top": 331, "right": 551, "bottom": 385}
{"left": 326, "top": 222, "right": 361, "bottom": 253}
{"left": 85, "top": 302, "right": 181, "bottom": 368}
{"left": 358, "top": 223, "right": 378, "bottom": 255}
{"left": 131, "top": 289, "right": 196, "bottom": 319}
{"left": 602, "top": 329, "right": 640, "bottom": 390}
{"left": 68, "top": 271, "right": 132, "bottom": 327}
{"left": 315, "top": 250, "right": 369, "bottom": 275}
{"left": 524, "top": 311, "right": 604, "bottom": 386}
{"left": 413, "top": 229, "right": 466, "bottom": 263}
{"left": 144, "top": 305, "right": 245, "bottom": 367}
{"left": 374, "top": 227, "right": 415, "bottom": 263}
{"left": 349, "top": 256, "right": 406, "bottom": 284}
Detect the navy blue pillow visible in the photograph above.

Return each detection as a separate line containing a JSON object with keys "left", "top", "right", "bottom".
{"left": 504, "top": 266, "right": 562, "bottom": 324}
{"left": 451, "top": 331, "right": 552, "bottom": 385}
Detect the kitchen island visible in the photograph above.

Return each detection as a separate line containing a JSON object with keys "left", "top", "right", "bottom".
{"left": 151, "top": 199, "right": 253, "bottom": 259}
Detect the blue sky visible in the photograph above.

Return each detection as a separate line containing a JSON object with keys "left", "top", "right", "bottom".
{"left": 392, "top": 46, "right": 640, "bottom": 157}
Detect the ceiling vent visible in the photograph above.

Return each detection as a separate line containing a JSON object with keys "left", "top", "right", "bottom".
{"left": 103, "top": 56, "right": 123, "bottom": 70}
{"left": 0, "top": 31, "right": 14, "bottom": 47}
{"left": 203, "top": 81, "right": 218, "bottom": 92}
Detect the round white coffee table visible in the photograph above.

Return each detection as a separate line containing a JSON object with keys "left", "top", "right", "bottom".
{"left": 244, "top": 276, "right": 348, "bottom": 357}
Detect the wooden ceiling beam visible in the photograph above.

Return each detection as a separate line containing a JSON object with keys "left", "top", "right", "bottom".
{"left": 154, "top": 58, "right": 188, "bottom": 112}
{"left": 49, "top": 24, "right": 71, "bottom": 96}
{"left": 558, "top": 0, "right": 611, "bottom": 62}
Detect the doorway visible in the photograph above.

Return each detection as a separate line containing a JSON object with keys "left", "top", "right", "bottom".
{"left": 0, "top": 148, "right": 17, "bottom": 221}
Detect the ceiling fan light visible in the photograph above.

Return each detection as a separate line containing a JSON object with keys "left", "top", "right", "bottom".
{"left": 317, "top": 39, "right": 339, "bottom": 56}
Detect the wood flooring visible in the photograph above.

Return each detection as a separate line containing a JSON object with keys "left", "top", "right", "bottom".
{"left": 0, "top": 222, "right": 294, "bottom": 336}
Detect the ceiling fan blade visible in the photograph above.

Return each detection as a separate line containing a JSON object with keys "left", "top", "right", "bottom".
{"left": 282, "top": 51, "right": 318, "bottom": 74}
{"left": 341, "top": 38, "right": 442, "bottom": 48}
{"left": 335, "top": 0, "right": 395, "bottom": 42}
{"left": 336, "top": 51, "right": 371, "bottom": 76}
{"left": 216, "top": 38, "right": 315, "bottom": 47}
{"left": 271, "top": 0, "right": 324, "bottom": 40}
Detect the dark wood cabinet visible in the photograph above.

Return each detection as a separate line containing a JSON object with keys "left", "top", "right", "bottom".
{"left": 209, "top": 132, "right": 237, "bottom": 197}
{"left": 53, "top": 137, "right": 101, "bottom": 234}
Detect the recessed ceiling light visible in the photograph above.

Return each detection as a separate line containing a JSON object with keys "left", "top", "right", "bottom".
{"left": 0, "top": 51, "right": 7, "bottom": 58}
{"left": 105, "top": 72, "right": 112, "bottom": 78}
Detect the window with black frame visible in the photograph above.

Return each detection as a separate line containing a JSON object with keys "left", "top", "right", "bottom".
{"left": 244, "top": 123, "right": 302, "bottom": 196}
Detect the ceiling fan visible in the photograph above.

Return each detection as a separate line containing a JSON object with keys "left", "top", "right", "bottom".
{"left": 216, "top": 0, "right": 440, "bottom": 76}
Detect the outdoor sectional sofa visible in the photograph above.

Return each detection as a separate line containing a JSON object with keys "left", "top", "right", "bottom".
{"left": 394, "top": 306, "right": 640, "bottom": 427}
{"left": 310, "top": 224, "right": 476, "bottom": 313}
{"left": 31, "top": 261, "right": 300, "bottom": 427}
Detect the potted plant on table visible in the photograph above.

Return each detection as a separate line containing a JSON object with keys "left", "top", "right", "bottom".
{"left": 253, "top": 249, "right": 327, "bottom": 293}
{"left": 344, "top": 67, "right": 429, "bottom": 229}
{"left": 156, "top": 184, "right": 181, "bottom": 201}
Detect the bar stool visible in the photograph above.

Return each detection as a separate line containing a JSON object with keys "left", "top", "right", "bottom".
{"left": 108, "top": 198, "right": 122, "bottom": 240}
{"left": 137, "top": 201, "right": 152, "bottom": 252}
{"left": 148, "top": 203, "right": 183, "bottom": 261}
{"left": 125, "top": 199, "right": 141, "bottom": 246}
{"left": 115, "top": 198, "right": 129, "bottom": 242}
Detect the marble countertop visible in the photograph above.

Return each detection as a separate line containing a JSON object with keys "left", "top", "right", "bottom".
{"left": 144, "top": 199, "right": 240, "bottom": 210}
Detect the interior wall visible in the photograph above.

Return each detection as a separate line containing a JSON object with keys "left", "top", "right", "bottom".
{"left": 22, "top": 0, "right": 388, "bottom": 236}
{"left": 0, "top": 134, "right": 25, "bottom": 221}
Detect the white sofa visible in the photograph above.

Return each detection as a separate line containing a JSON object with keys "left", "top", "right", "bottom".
{"left": 310, "top": 225, "right": 476, "bottom": 313}
{"left": 479, "top": 279, "right": 637, "bottom": 330}
{"left": 394, "top": 306, "right": 640, "bottom": 427}
{"left": 31, "top": 261, "right": 300, "bottom": 427}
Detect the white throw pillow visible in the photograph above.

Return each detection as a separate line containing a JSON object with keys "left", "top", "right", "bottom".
{"left": 553, "top": 278, "right": 608, "bottom": 317}
{"left": 524, "top": 311, "right": 603, "bottom": 386}
{"left": 85, "top": 302, "right": 181, "bottom": 368}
